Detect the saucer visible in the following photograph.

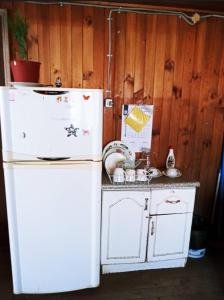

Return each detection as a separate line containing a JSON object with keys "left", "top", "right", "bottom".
{"left": 162, "top": 169, "right": 182, "bottom": 178}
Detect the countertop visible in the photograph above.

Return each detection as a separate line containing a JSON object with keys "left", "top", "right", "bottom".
{"left": 102, "top": 172, "right": 200, "bottom": 191}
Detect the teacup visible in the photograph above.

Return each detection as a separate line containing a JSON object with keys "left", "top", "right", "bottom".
{"left": 149, "top": 167, "right": 160, "bottom": 177}
{"left": 113, "top": 167, "right": 125, "bottom": 183}
{"left": 166, "top": 168, "right": 179, "bottom": 177}
{"left": 137, "top": 169, "right": 148, "bottom": 182}
{"left": 125, "top": 169, "right": 136, "bottom": 183}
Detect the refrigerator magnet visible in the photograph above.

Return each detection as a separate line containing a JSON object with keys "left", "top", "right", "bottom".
{"left": 82, "top": 129, "right": 90, "bottom": 136}
{"left": 65, "top": 124, "right": 79, "bottom": 137}
{"left": 83, "top": 95, "right": 90, "bottom": 101}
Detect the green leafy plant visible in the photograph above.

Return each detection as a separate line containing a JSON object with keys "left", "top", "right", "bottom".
{"left": 8, "top": 11, "right": 28, "bottom": 60}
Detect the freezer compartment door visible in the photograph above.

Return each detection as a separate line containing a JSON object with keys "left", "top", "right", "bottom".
{"left": 0, "top": 87, "right": 103, "bottom": 161}
{"left": 3, "top": 161, "right": 101, "bottom": 294}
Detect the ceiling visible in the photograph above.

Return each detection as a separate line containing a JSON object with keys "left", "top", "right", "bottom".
{"left": 84, "top": 1, "right": 224, "bottom": 12}
{"left": 23, "top": 0, "right": 224, "bottom": 12}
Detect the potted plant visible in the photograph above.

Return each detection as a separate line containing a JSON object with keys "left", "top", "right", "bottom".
{"left": 8, "top": 11, "right": 40, "bottom": 83}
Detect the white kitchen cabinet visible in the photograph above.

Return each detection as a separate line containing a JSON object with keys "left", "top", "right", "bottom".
{"left": 101, "top": 191, "right": 150, "bottom": 264}
{"left": 101, "top": 186, "right": 197, "bottom": 273}
{"left": 147, "top": 213, "right": 193, "bottom": 261}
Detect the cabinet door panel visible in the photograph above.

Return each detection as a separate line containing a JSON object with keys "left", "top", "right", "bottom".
{"left": 101, "top": 191, "right": 149, "bottom": 264}
{"left": 147, "top": 213, "right": 193, "bottom": 261}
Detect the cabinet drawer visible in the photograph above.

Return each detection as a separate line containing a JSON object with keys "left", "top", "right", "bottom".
{"left": 150, "top": 188, "right": 196, "bottom": 214}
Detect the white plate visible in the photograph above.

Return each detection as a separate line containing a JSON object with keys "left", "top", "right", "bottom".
{"left": 162, "top": 169, "right": 182, "bottom": 178}
{"left": 103, "top": 140, "right": 135, "bottom": 162}
{"left": 103, "top": 141, "right": 128, "bottom": 156}
{"left": 148, "top": 167, "right": 162, "bottom": 178}
{"left": 104, "top": 152, "right": 126, "bottom": 175}
{"left": 103, "top": 147, "right": 133, "bottom": 164}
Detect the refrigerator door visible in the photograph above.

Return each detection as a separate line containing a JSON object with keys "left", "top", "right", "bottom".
{"left": 0, "top": 87, "right": 103, "bottom": 161}
{"left": 3, "top": 161, "right": 101, "bottom": 294}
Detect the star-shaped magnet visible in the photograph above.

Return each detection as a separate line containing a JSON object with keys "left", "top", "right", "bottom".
{"left": 65, "top": 124, "right": 79, "bottom": 137}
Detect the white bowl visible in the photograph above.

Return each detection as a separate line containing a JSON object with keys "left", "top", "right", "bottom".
{"left": 163, "top": 168, "right": 182, "bottom": 178}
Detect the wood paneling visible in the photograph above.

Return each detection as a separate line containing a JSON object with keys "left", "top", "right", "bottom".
{"left": 37, "top": 4, "right": 50, "bottom": 84}
{"left": 103, "top": 8, "right": 115, "bottom": 145}
{"left": 49, "top": 5, "right": 61, "bottom": 85}
{"left": 1, "top": 2, "right": 224, "bottom": 218}
{"left": 113, "top": 12, "right": 126, "bottom": 140}
{"left": 60, "top": 5, "right": 72, "bottom": 88}
{"left": 25, "top": 4, "right": 38, "bottom": 61}
{"left": 71, "top": 6, "right": 83, "bottom": 88}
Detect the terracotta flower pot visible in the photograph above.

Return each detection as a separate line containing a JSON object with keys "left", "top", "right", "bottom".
{"left": 10, "top": 60, "right": 41, "bottom": 83}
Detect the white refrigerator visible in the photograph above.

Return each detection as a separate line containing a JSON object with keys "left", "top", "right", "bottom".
{"left": 0, "top": 86, "right": 103, "bottom": 294}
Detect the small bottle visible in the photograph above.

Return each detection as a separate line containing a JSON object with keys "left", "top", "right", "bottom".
{"left": 166, "top": 146, "right": 175, "bottom": 169}
{"left": 55, "top": 76, "right": 62, "bottom": 87}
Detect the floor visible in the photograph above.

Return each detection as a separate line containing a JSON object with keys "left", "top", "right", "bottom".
{"left": 1, "top": 246, "right": 224, "bottom": 300}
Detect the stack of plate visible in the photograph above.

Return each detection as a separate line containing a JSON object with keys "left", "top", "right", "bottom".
{"left": 103, "top": 141, "right": 135, "bottom": 175}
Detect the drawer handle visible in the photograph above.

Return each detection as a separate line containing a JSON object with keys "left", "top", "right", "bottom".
{"left": 151, "top": 221, "right": 155, "bottom": 235}
{"left": 165, "top": 199, "right": 181, "bottom": 204}
{"left": 144, "top": 198, "right": 149, "bottom": 211}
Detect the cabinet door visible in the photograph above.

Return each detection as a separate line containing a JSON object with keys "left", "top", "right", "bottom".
{"left": 147, "top": 213, "right": 193, "bottom": 261}
{"left": 101, "top": 191, "right": 150, "bottom": 264}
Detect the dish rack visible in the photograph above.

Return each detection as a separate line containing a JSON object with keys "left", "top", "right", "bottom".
{"left": 106, "top": 159, "right": 152, "bottom": 185}
{"left": 107, "top": 173, "right": 153, "bottom": 185}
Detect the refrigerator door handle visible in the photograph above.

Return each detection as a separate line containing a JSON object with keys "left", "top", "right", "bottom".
{"left": 33, "top": 90, "right": 69, "bottom": 95}
{"left": 37, "top": 157, "right": 70, "bottom": 161}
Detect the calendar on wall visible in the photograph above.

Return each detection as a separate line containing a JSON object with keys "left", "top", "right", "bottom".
{"left": 121, "top": 104, "right": 153, "bottom": 153}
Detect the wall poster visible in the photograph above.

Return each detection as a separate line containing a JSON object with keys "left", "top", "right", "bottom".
{"left": 121, "top": 104, "right": 153, "bottom": 153}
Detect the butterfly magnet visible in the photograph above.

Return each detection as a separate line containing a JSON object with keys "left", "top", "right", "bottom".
{"left": 83, "top": 95, "right": 90, "bottom": 101}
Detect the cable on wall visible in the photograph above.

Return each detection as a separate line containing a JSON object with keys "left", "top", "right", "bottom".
{"left": 24, "top": 1, "right": 224, "bottom": 23}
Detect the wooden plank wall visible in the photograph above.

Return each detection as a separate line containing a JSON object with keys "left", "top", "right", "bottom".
{"left": 0, "top": 1, "right": 224, "bottom": 218}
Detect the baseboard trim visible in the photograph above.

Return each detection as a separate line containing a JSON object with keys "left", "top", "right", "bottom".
{"left": 102, "top": 258, "right": 187, "bottom": 274}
